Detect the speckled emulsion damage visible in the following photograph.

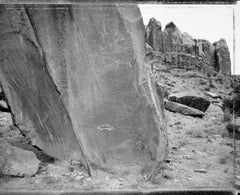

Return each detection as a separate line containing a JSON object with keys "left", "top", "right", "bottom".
{"left": 0, "top": 4, "right": 168, "bottom": 176}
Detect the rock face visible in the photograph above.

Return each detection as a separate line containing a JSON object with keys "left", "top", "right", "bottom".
{"left": 165, "top": 100, "right": 204, "bottom": 117}
{"left": 0, "top": 140, "right": 40, "bottom": 176}
{"left": 168, "top": 92, "right": 210, "bottom": 112}
{"left": 145, "top": 18, "right": 231, "bottom": 75}
{"left": 0, "top": 5, "right": 87, "bottom": 167}
{"left": 0, "top": 4, "right": 167, "bottom": 175}
{"left": 214, "top": 39, "right": 231, "bottom": 75}
{"left": 145, "top": 17, "right": 164, "bottom": 52}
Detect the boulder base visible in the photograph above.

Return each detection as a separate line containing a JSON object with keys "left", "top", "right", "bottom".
{"left": 168, "top": 92, "right": 210, "bottom": 112}
{"left": 165, "top": 100, "right": 204, "bottom": 117}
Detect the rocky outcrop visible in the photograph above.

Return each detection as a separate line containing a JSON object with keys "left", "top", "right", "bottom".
{"left": 165, "top": 100, "right": 204, "bottom": 117}
{"left": 0, "top": 140, "right": 40, "bottom": 176}
{"left": 168, "top": 92, "right": 210, "bottom": 112}
{"left": 214, "top": 39, "right": 231, "bottom": 75}
{"left": 0, "top": 4, "right": 167, "bottom": 176}
{"left": 145, "top": 18, "right": 231, "bottom": 75}
{"left": 145, "top": 18, "right": 164, "bottom": 52}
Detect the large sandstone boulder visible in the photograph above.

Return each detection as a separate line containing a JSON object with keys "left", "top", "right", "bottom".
{"left": 165, "top": 100, "right": 204, "bottom": 117}
{"left": 0, "top": 4, "right": 167, "bottom": 175}
{"left": 168, "top": 92, "right": 210, "bottom": 112}
{"left": 0, "top": 140, "right": 40, "bottom": 176}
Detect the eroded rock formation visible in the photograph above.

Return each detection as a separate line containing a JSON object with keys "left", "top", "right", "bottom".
{"left": 0, "top": 4, "right": 167, "bottom": 176}
{"left": 146, "top": 18, "right": 231, "bottom": 75}
{"left": 168, "top": 92, "right": 210, "bottom": 112}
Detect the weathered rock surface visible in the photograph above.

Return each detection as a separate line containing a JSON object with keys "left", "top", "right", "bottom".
{"left": 163, "top": 22, "right": 183, "bottom": 53}
{"left": 204, "top": 91, "right": 221, "bottom": 99}
{"left": 165, "top": 100, "right": 204, "bottom": 117}
{"left": 168, "top": 92, "right": 210, "bottom": 112}
{"left": 0, "top": 140, "right": 40, "bottom": 176}
{"left": 214, "top": 39, "right": 231, "bottom": 75}
{"left": 0, "top": 4, "right": 167, "bottom": 175}
{"left": 145, "top": 18, "right": 231, "bottom": 75}
{"left": 145, "top": 17, "right": 164, "bottom": 52}
{"left": 0, "top": 5, "right": 87, "bottom": 166}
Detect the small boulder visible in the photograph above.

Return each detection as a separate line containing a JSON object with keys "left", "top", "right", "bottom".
{"left": 204, "top": 91, "right": 221, "bottom": 99}
{"left": 165, "top": 100, "right": 204, "bottom": 117}
{"left": 0, "top": 140, "right": 40, "bottom": 176}
{"left": 168, "top": 92, "right": 210, "bottom": 112}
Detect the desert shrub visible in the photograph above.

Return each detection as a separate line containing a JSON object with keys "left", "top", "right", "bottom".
{"left": 226, "top": 122, "right": 240, "bottom": 139}
{"left": 215, "top": 77, "right": 223, "bottom": 84}
{"left": 209, "top": 80, "right": 215, "bottom": 88}
{"left": 226, "top": 122, "right": 235, "bottom": 134}
{"left": 234, "top": 82, "right": 240, "bottom": 93}
{"left": 160, "top": 86, "right": 170, "bottom": 98}
{"left": 199, "top": 79, "right": 207, "bottom": 85}
{"left": 204, "top": 86, "right": 210, "bottom": 91}
{"left": 222, "top": 95, "right": 240, "bottom": 117}
{"left": 223, "top": 111, "right": 232, "bottom": 122}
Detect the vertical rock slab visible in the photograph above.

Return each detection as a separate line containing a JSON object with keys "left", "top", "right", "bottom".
{"left": 0, "top": 5, "right": 87, "bottom": 165}
{"left": 215, "top": 38, "right": 231, "bottom": 75}
{"left": 26, "top": 4, "right": 167, "bottom": 174}
{"left": 196, "top": 39, "right": 216, "bottom": 67}
{"left": 163, "top": 22, "right": 183, "bottom": 53}
{"left": 145, "top": 18, "right": 164, "bottom": 52}
{"left": 182, "top": 32, "right": 195, "bottom": 54}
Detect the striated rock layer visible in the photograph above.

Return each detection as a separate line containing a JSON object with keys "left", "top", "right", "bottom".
{"left": 146, "top": 18, "right": 231, "bottom": 75}
{"left": 0, "top": 4, "right": 167, "bottom": 175}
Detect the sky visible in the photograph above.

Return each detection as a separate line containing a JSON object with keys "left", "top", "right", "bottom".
{"left": 139, "top": 2, "right": 240, "bottom": 75}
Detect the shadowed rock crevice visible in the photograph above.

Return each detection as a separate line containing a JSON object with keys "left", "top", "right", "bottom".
{"left": 0, "top": 84, "right": 26, "bottom": 138}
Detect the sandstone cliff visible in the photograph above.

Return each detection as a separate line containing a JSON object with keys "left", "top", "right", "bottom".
{"left": 146, "top": 17, "right": 231, "bottom": 75}
{"left": 0, "top": 4, "right": 167, "bottom": 176}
